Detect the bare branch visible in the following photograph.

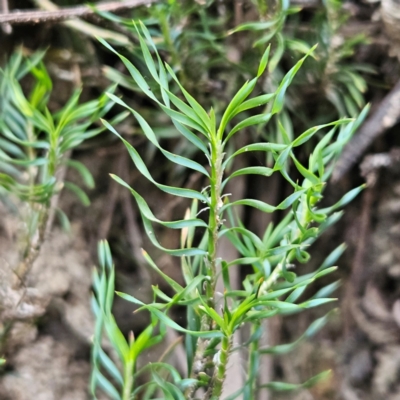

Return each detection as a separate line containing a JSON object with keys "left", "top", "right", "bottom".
{"left": 0, "top": 0, "right": 156, "bottom": 24}
{"left": 332, "top": 79, "right": 400, "bottom": 182}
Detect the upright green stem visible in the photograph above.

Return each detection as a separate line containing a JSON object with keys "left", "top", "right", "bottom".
{"left": 207, "top": 137, "right": 224, "bottom": 297}
{"left": 122, "top": 358, "right": 135, "bottom": 400}
{"left": 247, "top": 323, "right": 261, "bottom": 399}
{"left": 210, "top": 335, "right": 231, "bottom": 400}
{"left": 205, "top": 138, "right": 228, "bottom": 400}
{"left": 12, "top": 130, "right": 59, "bottom": 288}
{"left": 186, "top": 137, "right": 225, "bottom": 399}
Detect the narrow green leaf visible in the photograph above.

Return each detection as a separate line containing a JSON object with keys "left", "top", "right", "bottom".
{"left": 272, "top": 45, "right": 317, "bottom": 114}
{"left": 221, "top": 199, "right": 276, "bottom": 213}
{"left": 54, "top": 89, "right": 81, "bottom": 131}
{"left": 98, "top": 347, "right": 124, "bottom": 386}
{"left": 319, "top": 185, "right": 365, "bottom": 214}
{"left": 66, "top": 159, "right": 95, "bottom": 188}
{"left": 110, "top": 176, "right": 208, "bottom": 231}
{"left": 64, "top": 181, "right": 90, "bottom": 206}
{"left": 286, "top": 39, "right": 312, "bottom": 55}
{"left": 268, "top": 33, "right": 285, "bottom": 73}
{"left": 103, "top": 104, "right": 209, "bottom": 176}
{"left": 255, "top": 300, "right": 301, "bottom": 312}
{"left": 312, "top": 281, "right": 341, "bottom": 299}
{"left": 164, "top": 63, "right": 211, "bottom": 132}
{"left": 273, "top": 145, "right": 292, "bottom": 171}
{"left": 172, "top": 121, "right": 209, "bottom": 155}
{"left": 163, "top": 88, "right": 209, "bottom": 133}
{"left": 303, "top": 370, "right": 331, "bottom": 389}
{"left": 278, "top": 120, "right": 292, "bottom": 145}
{"left": 264, "top": 244, "right": 301, "bottom": 257}
{"left": 319, "top": 244, "right": 346, "bottom": 271}
{"left": 131, "top": 324, "right": 155, "bottom": 359}
{"left": 225, "top": 113, "right": 272, "bottom": 143}
{"left": 276, "top": 189, "right": 305, "bottom": 209}
{"left": 263, "top": 370, "right": 331, "bottom": 391}
{"left": 286, "top": 286, "right": 306, "bottom": 303}
{"left": 103, "top": 314, "right": 129, "bottom": 361}
{"left": 291, "top": 155, "right": 320, "bottom": 185}
{"left": 292, "top": 120, "right": 352, "bottom": 148}
{"left": 97, "top": 37, "right": 157, "bottom": 102}
{"left": 263, "top": 381, "right": 301, "bottom": 391}
{"left": 199, "top": 298, "right": 226, "bottom": 331}
{"left": 142, "top": 250, "right": 184, "bottom": 293}
{"left": 228, "top": 19, "right": 278, "bottom": 34}
{"left": 135, "top": 25, "right": 160, "bottom": 84}
{"left": 299, "top": 298, "right": 336, "bottom": 308}
{"left": 219, "top": 77, "right": 258, "bottom": 138}
{"left": 116, "top": 291, "right": 145, "bottom": 306}
{"left": 159, "top": 103, "right": 209, "bottom": 136}
{"left": 223, "top": 166, "right": 273, "bottom": 187}
{"left": 95, "top": 371, "right": 122, "bottom": 400}
{"left": 140, "top": 212, "right": 207, "bottom": 257}
{"left": 258, "top": 44, "right": 271, "bottom": 77}
{"left": 232, "top": 93, "right": 275, "bottom": 116}
{"left": 220, "top": 226, "right": 264, "bottom": 251}
{"left": 102, "top": 122, "right": 207, "bottom": 202}
{"left": 223, "top": 142, "right": 286, "bottom": 169}
{"left": 56, "top": 208, "right": 71, "bottom": 232}
{"left": 145, "top": 307, "right": 223, "bottom": 338}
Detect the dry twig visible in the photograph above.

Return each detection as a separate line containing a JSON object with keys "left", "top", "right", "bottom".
{"left": 0, "top": 0, "right": 155, "bottom": 25}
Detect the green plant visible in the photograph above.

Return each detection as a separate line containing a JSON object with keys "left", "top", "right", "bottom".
{"left": 90, "top": 21, "right": 367, "bottom": 400}
{"left": 0, "top": 50, "right": 125, "bottom": 286}
{"left": 96, "top": 0, "right": 371, "bottom": 181}
{"left": 0, "top": 50, "right": 130, "bottom": 358}
{"left": 229, "top": 0, "right": 372, "bottom": 122}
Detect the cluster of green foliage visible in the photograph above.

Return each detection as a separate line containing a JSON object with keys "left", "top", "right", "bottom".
{"left": 0, "top": 0, "right": 371, "bottom": 399}
{"left": 90, "top": 19, "right": 367, "bottom": 399}
{"left": 0, "top": 50, "right": 127, "bottom": 285}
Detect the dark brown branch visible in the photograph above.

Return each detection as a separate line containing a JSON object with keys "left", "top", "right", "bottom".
{"left": 332, "top": 79, "right": 400, "bottom": 182}
{"left": 0, "top": 0, "right": 156, "bottom": 24}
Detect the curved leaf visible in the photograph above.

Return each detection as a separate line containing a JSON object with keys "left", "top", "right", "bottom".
{"left": 319, "top": 185, "right": 365, "bottom": 214}
{"left": 221, "top": 199, "right": 276, "bottom": 213}
{"left": 223, "top": 142, "right": 285, "bottom": 169}
{"left": 292, "top": 119, "right": 352, "bottom": 148}
{"left": 222, "top": 166, "right": 274, "bottom": 189}
{"left": 225, "top": 113, "right": 272, "bottom": 143}
{"left": 141, "top": 212, "right": 207, "bottom": 257}
{"left": 219, "top": 226, "right": 264, "bottom": 251}
{"left": 219, "top": 77, "right": 258, "bottom": 138}
{"left": 172, "top": 121, "right": 209, "bottom": 155}
{"left": 102, "top": 121, "right": 207, "bottom": 202}
{"left": 103, "top": 104, "right": 209, "bottom": 177}
{"left": 232, "top": 93, "right": 275, "bottom": 117}
{"left": 272, "top": 44, "right": 317, "bottom": 114}
{"left": 164, "top": 63, "right": 211, "bottom": 132}
{"left": 258, "top": 45, "right": 271, "bottom": 77}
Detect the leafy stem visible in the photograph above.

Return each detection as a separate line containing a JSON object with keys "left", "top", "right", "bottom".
{"left": 93, "top": 19, "right": 367, "bottom": 400}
